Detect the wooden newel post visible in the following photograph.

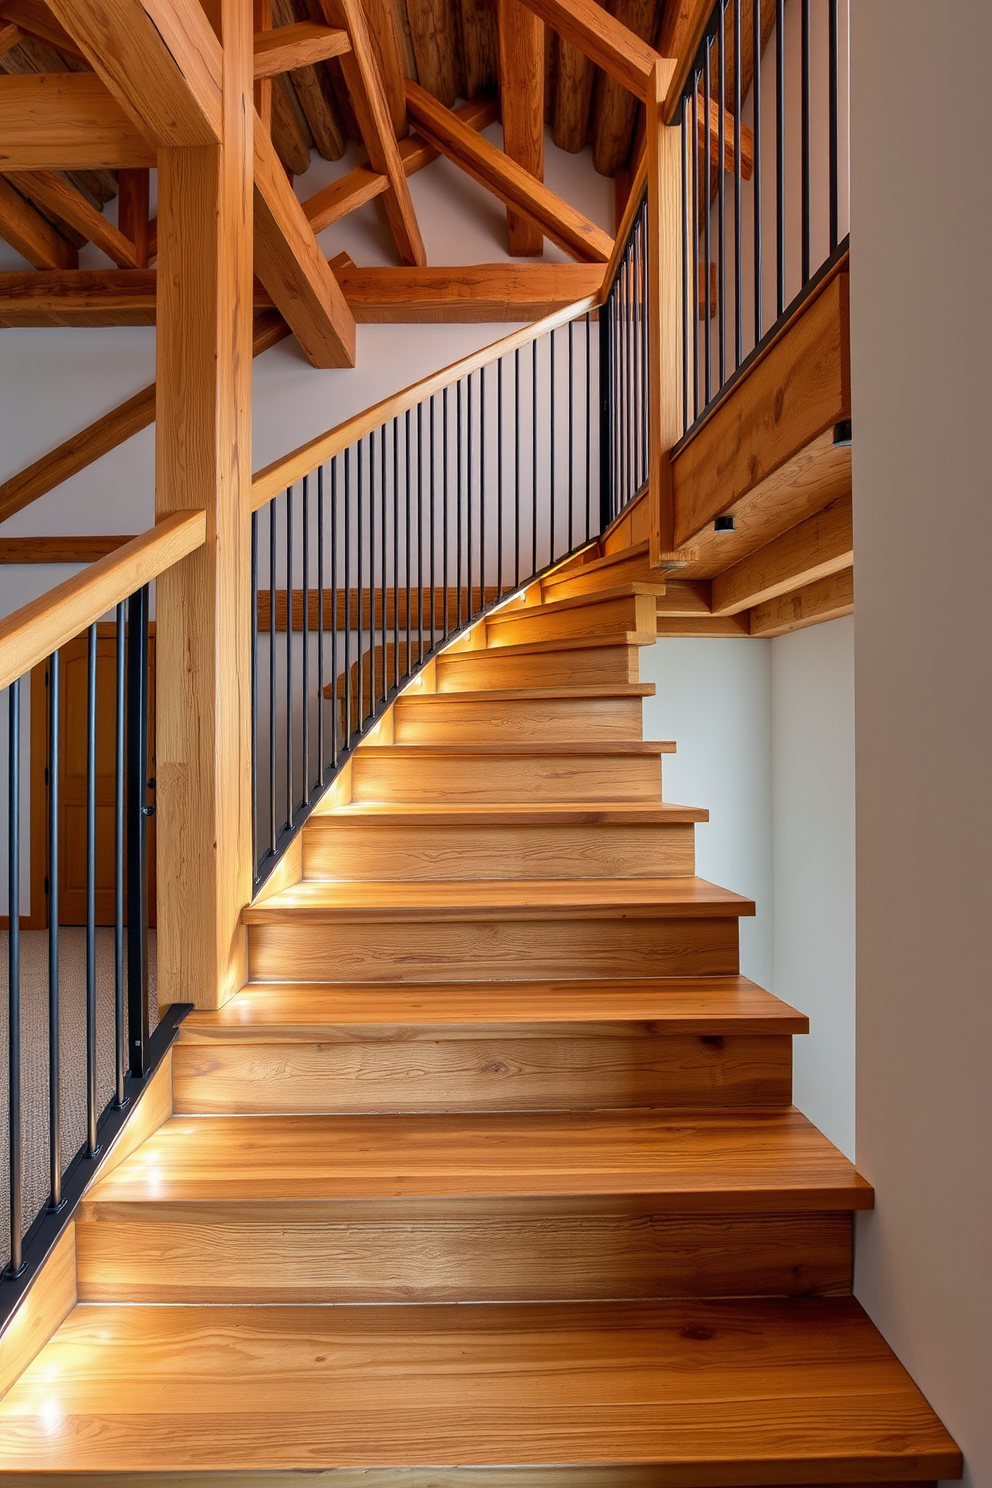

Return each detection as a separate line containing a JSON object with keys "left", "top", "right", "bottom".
{"left": 646, "top": 57, "right": 684, "bottom": 566}
{"left": 154, "top": 0, "right": 254, "bottom": 1011}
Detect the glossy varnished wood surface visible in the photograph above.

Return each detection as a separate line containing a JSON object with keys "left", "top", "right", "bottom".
{"left": 243, "top": 876, "right": 756, "bottom": 923}
{"left": 0, "top": 1299, "right": 959, "bottom": 1478}
{"left": 80, "top": 1107, "right": 871, "bottom": 1211}
{"left": 179, "top": 975, "right": 810, "bottom": 1041}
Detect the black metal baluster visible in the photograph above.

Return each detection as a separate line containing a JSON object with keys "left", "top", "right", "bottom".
{"left": 125, "top": 587, "right": 150, "bottom": 1082}
{"left": 330, "top": 458, "right": 339, "bottom": 765}
{"left": 776, "top": 0, "right": 785, "bottom": 317}
{"left": 568, "top": 320, "right": 574, "bottom": 548}
{"left": 356, "top": 443, "right": 364, "bottom": 726}
{"left": 113, "top": 605, "right": 125, "bottom": 1108}
{"left": 691, "top": 72, "right": 701, "bottom": 421}
{"left": 302, "top": 473, "right": 311, "bottom": 799}
{"left": 550, "top": 329, "right": 556, "bottom": 559}
{"left": 47, "top": 653, "right": 61, "bottom": 1212}
{"left": 429, "top": 401, "right": 436, "bottom": 645}
{"left": 733, "top": 0, "right": 743, "bottom": 369}
{"left": 368, "top": 433, "right": 377, "bottom": 721}
{"left": 753, "top": 0, "right": 763, "bottom": 345}
{"left": 704, "top": 40, "right": 713, "bottom": 404}
{"left": 828, "top": 0, "right": 839, "bottom": 252}
{"left": 497, "top": 359, "right": 504, "bottom": 597}
{"left": 85, "top": 623, "right": 97, "bottom": 1155}
{"left": 317, "top": 466, "right": 325, "bottom": 781}
{"left": 268, "top": 500, "right": 276, "bottom": 856}
{"left": 285, "top": 488, "right": 293, "bottom": 826}
{"left": 251, "top": 511, "right": 259, "bottom": 877}
{"left": 7, "top": 679, "right": 24, "bottom": 1275}
{"left": 405, "top": 408, "right": 412, "bottom": 657}
{"left": 392, "top": 420, "right": 400, "bottom": 687}
{"left": 417, "top": 402, "right": 424, "bottom": 661}
{"left": 718, "top": 1, "right": 727, "bottom": 389}
{"left": 514, "top": 348, "right": 521, "bottom": 585}
{"left": 380, "top": 425, "right": 388, "bottom": 704}
{"left": 479, "top": 367, "right": 486, "bottom": 613}
{"left": 344, "top": 452, "right": 352, "bottom": 741}
{"left": 532, "top": 339, "right": 538, "bottom": 574}
{"left": 585, "top": 313, "right": 592, "bottom": 540}
{"left": 681, "top": 98, "right": 691, "bottom": 430}
{"left": 801, "top": 0, "right": 810, "bottom": 286}
{"left": 599, "top": 293, "right": 612, "bottom": 530}
{"left": 466, "top": 377, "right": 473, "bottom": 621}
{"left": 442, "top": 388, "right": 450, "bottom": 642}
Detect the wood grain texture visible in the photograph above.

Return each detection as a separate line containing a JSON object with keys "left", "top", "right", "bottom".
{"left": 0, "top": 172, "right": 77, "bottom": 267}
{"left": 711, "top": 495, "right": 853, "bottom": 615}
{"left": 0, "top": 535, "right": 134, "bottom": 563}
{"left": 0, "top": 73, "right": 156, "bottom": 169}
{"left": 0, "top": 1298, "right": 959, "bottom": 1477}
{"left": 75, "top": 1210, "right": 850, "bottom": 1304}
{"left": 590, "top": 0, "right": 655, "bottom": 176}
{"left": 253, "top": 108, "right": 356, "bottom": 367}
{"left": 0, "top": 1, "right": 84, "bottom": 55}
{"left": 346, "top": 743, "right": 669, "bottom": 803}
{"left": 0, "top": 1226, "right": 76, "bottom": 1402}
{"left": 0, "top": 512, "right": 204, "bottom": 692}
{"left": 486, "top": 587, "right": 658, "bottom": 647}
{"left": 497, "top": 0, "right": 545, "bottom": 253}
{"left": 254, "top": 20, "right": 350, "bottom": 75}
{"left": 749, "top": 567, "right": 854, "bottom": 638}
{"left": 94, "top": 1048, "right": 174, "bottom": 1183}
{"left": 647, "top": 60, "right": 682, "bottom": 558}
{"left": 338, "top": 261, "right": 605, "bottom": 320}
{"left": 16, "top": 168, "right": 141, "bottom": 266}
{"left": 44, "top": 0, "right": 223, "bottom": 147}
{"left": 436, "top": 640, "right": 642, "bottom": 689}
{"left": 81, "top": 1107, "right": 867, "bottom": 1209}
{"left": 248, "top": 910, "right": 740, "bottom": 981}
{"left": 0, "top": 267, "right": 158, "bottom": 326}
{"left": 672, "top": 265, "right": 850, "bottom": 547}
{"left": 392, "top": 689, "right": 648, "bottom": 741}
{"left": 172, "top": 1030, "right": 791, "bottom": 1113}
{"left": 516, "top": 0, "right": 668, "bottom": 102}
{"left": 304, "top": 815, "right": 696, "bottom": 879}
{"left": 406, "top": 79, "right": 613, "bottom": 263}
{"left": 358, "top": 0, "right": 411, "bottom": 137}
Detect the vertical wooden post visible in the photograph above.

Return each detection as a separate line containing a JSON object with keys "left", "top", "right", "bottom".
{"left": 253, "top": 0, "right": 272, "bottom": 135}
{"left": 154, "top": 0, "right": 254, "bottom": 1011}
{"left": 646, "top": 59, "right": 684, "bottom": 564}
{"left": 497, "top": 0, "right": 545, "bottom": 257}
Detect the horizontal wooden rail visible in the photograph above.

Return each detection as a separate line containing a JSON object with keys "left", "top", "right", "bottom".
{"left": 251, "top": 295, "right": 599, "bottom": 507}
{"left": 0, "top": 510, "right": 205, "bottom": 691}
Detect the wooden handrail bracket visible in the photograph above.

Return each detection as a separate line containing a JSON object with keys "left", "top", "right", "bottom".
{"left": 0, "top": 510, "right": 205, "bottom": 691}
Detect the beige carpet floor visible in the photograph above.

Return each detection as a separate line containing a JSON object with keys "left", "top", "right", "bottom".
{"left": 0, "top": 929, "right": 158, "bottom": 1269}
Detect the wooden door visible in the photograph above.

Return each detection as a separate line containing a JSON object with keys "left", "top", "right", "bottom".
{"left": 33, "top": 624, "right": 156, "bottom": 927}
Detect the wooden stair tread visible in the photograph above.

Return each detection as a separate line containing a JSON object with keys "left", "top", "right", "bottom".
{"left": 543, "top": 539, "right": 650, "bottom": 584}
{"left": 243, "top": 876, "right": 756, "bottom": 923}
{"left": 397, "top": 683, "right": 657, "bottom": 701}
{"left": 81, "top": 1107, "right": 870, "bottom": 1210}
{"left": 310, "top": 801, "right": 709, "bottom": 825}
{"left": 438, "top": 630, "right": 656, "bottom": 659}
{"left": 0, "top": 1298, "right": 958, "bottom": 1478}
{"left": 486, "top": 582, "right": 664, "bottom": 621}
{"left": 180, "top": 975, "right": 809, "bottom": 1041}
{"left": 353, "top": 741, "right": 676, "bottom": 756}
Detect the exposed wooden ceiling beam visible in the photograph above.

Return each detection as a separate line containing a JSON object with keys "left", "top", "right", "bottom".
{"left": 337, "top": 261, "right": 605, "bottom": 320}
{"left": 496, "top": 0, "right": 545, "bottom": 256}
{"left": 0, "top": 267, "right": 157, "bottom": 324}
{"left": 15, "top": 169, "right": 142, "bottom": 266}
{"left": 406, "top": 80, "right": 613, "bottom": 263}
{"left": 0, "top": 20, "right": 22, "bottom": 56}
{"left": 43, "top": 0, "right": 223, "bottom": 146}
{"left": 0, "top": 172, "right": 77, "bottom": 267}
{"left": 658, "top": 0, "right": 712, "bottom": 122}
{"left": 252, "top": 109, "right": 356, "bottom": 367}
{"left": 711, "top": 495, "right": 853, "bottom": 615}
{"left": 748, "top": 566, "right": 854, "bottom": 637}
{"left": 0, "top": 1, "right": 84, "bottom": 57}
{"left": 301, "top": 93, "right": 498, "bottom": 234}
{"left": 514, "top": 0, "right": 670, "bottom": 103}
{"left": 354, "top": 0, "right": 410, "bottom": 138}
{"left": 320, "top": 0, "right": 426, "bottom": 267}
{"left": 254, "top": 20, "right": 350, "bottom": 77}
{"left": 0, "top": 74, "right": 156, "bottom": 169}
{"left": 0, "top": 312, "right": 289, "bottom": 527}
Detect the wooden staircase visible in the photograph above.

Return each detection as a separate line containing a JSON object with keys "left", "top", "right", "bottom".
{"left": 0, "top": 544, "right": 960, "bottom": 1484}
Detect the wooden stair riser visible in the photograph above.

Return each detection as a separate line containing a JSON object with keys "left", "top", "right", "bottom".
{"left": 543, "top": 550, "right": 666, "bottom": 603}
{"left": 74, "top": 1208, "right": 851, "bottom": 1305}
{"left": 171, "top": 1033, "right": 793, "bottom": 1115}
{"left": 248, "top": 914, "right": 742, "bottom": 982}
{"left": 436, "top": 643, "right": 641, "bottom": 690}
{"left": 303, "top": 820, "right": 697, "bottom": 880}
{"left": 392, "top": 693, "right": 647, "bottom": 743}
{"left": 485, "top": 592, "right": 658, "bottom": 649}
{"left": 350, "top": 751, "right": 664, "bottom": 804}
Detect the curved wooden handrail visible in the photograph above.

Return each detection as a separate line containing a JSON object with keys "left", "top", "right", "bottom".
{"left": 251, "top": 293, "right": 601, "bottom": 508}
{"left": 0, "top": 509, "right": 206, "bottom": 692}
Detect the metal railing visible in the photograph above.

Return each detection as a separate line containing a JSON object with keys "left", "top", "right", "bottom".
{"left": 600, "top": 186, "right": 650, "bottom": 526}
{"left": 250, "top": 300, "right": 604, "bottom": 889}
{"left": 676, "top": 0, "right": 850, "bottom": 439}
{"left": 0, "top": 516, "right": 201, "bottom": 1309}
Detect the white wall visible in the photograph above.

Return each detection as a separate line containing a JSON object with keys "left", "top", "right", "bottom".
{"left": 850, "top": 6, "right": 992, "bottom": 1486}
{"left": 772, "top": 616, "right": 855, "bottom": 1158}
{"left": 641, "top": 622, "right": 856, "bottom": 1160}
{"left": 640, "top": 638, "right": 774, "bottom": 992}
